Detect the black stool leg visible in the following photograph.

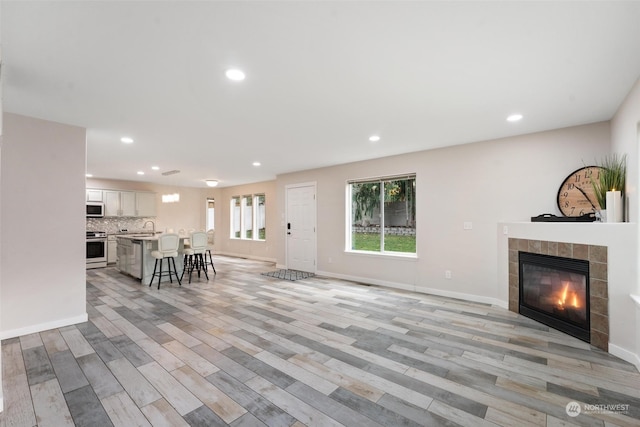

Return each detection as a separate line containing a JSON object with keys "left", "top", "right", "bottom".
{"left": 150, "top": 259, "right": 158, "bottom": 287}
{"left": 182, "top": 254, "right": 193, "bottom": 281}
{"left": 199, "top": 254, "right": 209, "bottom": 280}
{"left": 157, "top": 259, "right": 163, "bottom": 290}
{"left": 180, "top": 254, "right": 187, "bottom": 281}
{"left": 188, "top": 255, "right": 195, "bottom": 283}
{"left": 207, "top": 250, "right": 216, "bottom": 274}
{"left": 168, "top": 256, "right": 174, "bottom": 284}
{"left": 171, "top": 256, "right": 182, "bottom": 286}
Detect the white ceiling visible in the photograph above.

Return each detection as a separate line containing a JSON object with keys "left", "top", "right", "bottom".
{"left": 3, "top": 1, "right": 640, "bottom": 188}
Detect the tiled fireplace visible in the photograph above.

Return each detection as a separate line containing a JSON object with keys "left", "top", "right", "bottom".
{"left": 508, "top": 238, "right": 608, "bottom": 351}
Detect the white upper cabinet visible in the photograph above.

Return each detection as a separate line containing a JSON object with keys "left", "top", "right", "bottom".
{"left": 136, "top": 192, "right": 157, "bottom": 217}
{"left": 104, "top": 190, "right": 121, "bottom": 216}
{"left": 100, "top": 189, "right": 156, "bottom": 217}
{"left": 120, "top": 191, "right": 136, "bottom": 216}
{"left": 86, "top": 189, "right": 103, "bottom": 202}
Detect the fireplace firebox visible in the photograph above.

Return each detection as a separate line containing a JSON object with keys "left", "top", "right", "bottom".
{"left": 519, "top": 251, "right": 590, "bottom": 342}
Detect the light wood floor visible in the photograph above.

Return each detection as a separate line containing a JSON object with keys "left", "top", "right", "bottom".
{"left": 1, "top": 255, "right": 639, "bottom": 427}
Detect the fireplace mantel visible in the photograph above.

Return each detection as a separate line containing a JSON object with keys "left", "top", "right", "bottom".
{"left": 497, "top": 222, "right": 639, "bottom": 369}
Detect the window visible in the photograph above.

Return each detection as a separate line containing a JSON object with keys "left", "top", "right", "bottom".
{"left": 242, "top": 195, "right": 253, "bottom": 239}
{"left": 230, "top": 194, "right": 266, "bottom": 241}
{"left": 231, "top": 197, "right": 241, "bottom": 238}
{"left": 206, "top": 198, "right": 215, "bottom": 231}
{"left": 256, "top": 194, "right": 266, "bottom": 240}
{"left": 348, "top": 175, "right": 416, "bottom": 254}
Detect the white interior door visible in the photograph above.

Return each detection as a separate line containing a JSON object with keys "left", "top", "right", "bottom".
{"left": 286, "top": 183, "right": 316, "bottom": 272}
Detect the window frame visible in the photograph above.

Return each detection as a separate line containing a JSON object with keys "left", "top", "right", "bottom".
{"left": 230, "top": 196, "right": 241, "bottom": 239}
{"left": 206, "top": 198, "right": 215, "bottom": 232}
{"left": 230, "top": 193, "right": 266, "bottom": 241}
{"left": 346, "top": 174, "right": 416, "bottom": 257}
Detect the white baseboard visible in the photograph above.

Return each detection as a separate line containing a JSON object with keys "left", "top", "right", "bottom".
{"left": 0, "top": 313, "right": 88, "bottom": 340}
{"left": 216, "top": 251, "right": 276, "bottom": 264}
{"left": 315, "top": 270, "right": 508, "bottom": 308}
{"left": 609, "top": 343, "right": 640, "bottom": 372}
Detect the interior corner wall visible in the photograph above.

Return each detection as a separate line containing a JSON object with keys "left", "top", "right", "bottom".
{"left": 610, "top": 74, "right": 640, "bottom": 368}
{"left": 0, "top": 113, "right": 87, "bottom": 338}
{"left": 0, "top": 3, "right": 4, "bottom": 410}
{"left": 610, "top": 75, "right": 640, "bottom": 296}
{"left": 611, "top": 74, "right": 640, "bottom": 224}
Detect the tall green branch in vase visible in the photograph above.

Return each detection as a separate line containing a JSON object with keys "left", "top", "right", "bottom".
{"left": 591, "top": 154, "right": 627, "bottom": 209}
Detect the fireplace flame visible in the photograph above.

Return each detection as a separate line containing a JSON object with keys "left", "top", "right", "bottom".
{"left": 557, "top": 282, "right": 582, "bottom": 309}
{"left": 559, "top": 283, "right": 569, "bottom": 307}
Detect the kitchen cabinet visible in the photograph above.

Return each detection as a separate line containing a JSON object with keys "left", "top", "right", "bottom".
{"left": 136, "top": 192, "right": 157, "bottom": 217}
{"left": 131, "top": 240, "right": 142, "bottom": 279}
{"left": 104, "top": 190, "right": 120, "bottom": 216}
{"left": 107, "top": 235, "right": 118, "bottom": 264}
{"left": 104, "top": 190, "right": 137, "bottom": 217}
{"left": 116, "top": 237, "right": 130, "bottom": 272}
{"left": 116, "top": 236, "right": 139, "bottom": 275}
{"left": 86, "top": 189, "right": 103, "bottom": 202}
{"left": 121, "top": 191, "right": 136, "bottom": 216}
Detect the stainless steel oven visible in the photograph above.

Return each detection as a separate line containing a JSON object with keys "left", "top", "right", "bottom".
{"left": 87, "top": 231, "right": 107, "bottom": 269}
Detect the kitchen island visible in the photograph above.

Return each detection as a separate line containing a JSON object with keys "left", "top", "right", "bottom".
{"left": 116, "top": 234, "right": 187, "bottom": 286}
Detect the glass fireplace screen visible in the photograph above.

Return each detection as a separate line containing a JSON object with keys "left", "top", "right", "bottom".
{"left": 519, "top": 252, "right": 590, "bottom": 342}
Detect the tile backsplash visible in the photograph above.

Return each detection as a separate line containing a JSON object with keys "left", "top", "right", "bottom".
{"left": 86, "top": 217, "right": 156, "bottom": 234}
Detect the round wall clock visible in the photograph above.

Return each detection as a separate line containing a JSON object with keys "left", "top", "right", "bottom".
{"left": 557, "top": 166, "right": 604, "bottom": 217}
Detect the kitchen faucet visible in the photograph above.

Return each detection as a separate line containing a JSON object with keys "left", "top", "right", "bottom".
{"left": 143, "top": 220, "right": 156, "bottom": 234}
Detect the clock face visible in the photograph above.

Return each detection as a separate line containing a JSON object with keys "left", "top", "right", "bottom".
{"left": 557, "top": 166, "right": 604, "bottom": 217}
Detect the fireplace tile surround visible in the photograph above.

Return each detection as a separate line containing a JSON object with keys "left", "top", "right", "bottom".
{"left": 508, "top": 238, "right": 609, "bottom": 351}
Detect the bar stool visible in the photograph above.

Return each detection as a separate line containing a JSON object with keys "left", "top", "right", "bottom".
{"left": 205, "top": 229, "right": 216, "bottom": 274}
{"left": 181, "top": 231, "right": 209, "bottom": 283}
{"left": 180, "top": 228, "right": 195, "bottom": 250}
{"left": 180, "top": 228, "right": 196, "bottom": 275}
{"left": 150, "top": 233, "right": 181, "bottom": 289}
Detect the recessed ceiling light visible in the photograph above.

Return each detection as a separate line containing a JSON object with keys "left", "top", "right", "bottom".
{"left": 252, "top": 161, "right": 261, "bottom": 167}
{"left": 86, "top": 173, "right": 93, "bottom": 178}
{"left": 506, "top": 114, "right": 523, "bottom": 122}
{"left": 226, "top": 69, "right": 246, "bottom": 81}
{"left": 151, "top": 166, "right": 160, "bottom": 170}
{"left": 369, "top": 135, "right": 381, "bottom": 142}
{"left": 137, "top": 171, "right": 144, "bottom": 175}
{"left": 121, "top": 136, "right": 134, "bottom": 143}
{"left": 205, "top": 180, "right": 219, "bottom": 187}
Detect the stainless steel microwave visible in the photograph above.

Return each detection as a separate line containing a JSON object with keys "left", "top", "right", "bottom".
{"left": 86, "top": 202, "right": 105, "bottom": 218}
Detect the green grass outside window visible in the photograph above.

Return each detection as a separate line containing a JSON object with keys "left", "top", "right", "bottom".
{"left": 352, "top": 232, "right": 415, "bottom": 253}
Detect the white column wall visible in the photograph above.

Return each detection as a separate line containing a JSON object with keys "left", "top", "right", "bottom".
{"left": 0, "top": 3, "right": 5, "bottom": 410}
{"left": 0, "top": 113, "right": 87, "bottom": 337}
